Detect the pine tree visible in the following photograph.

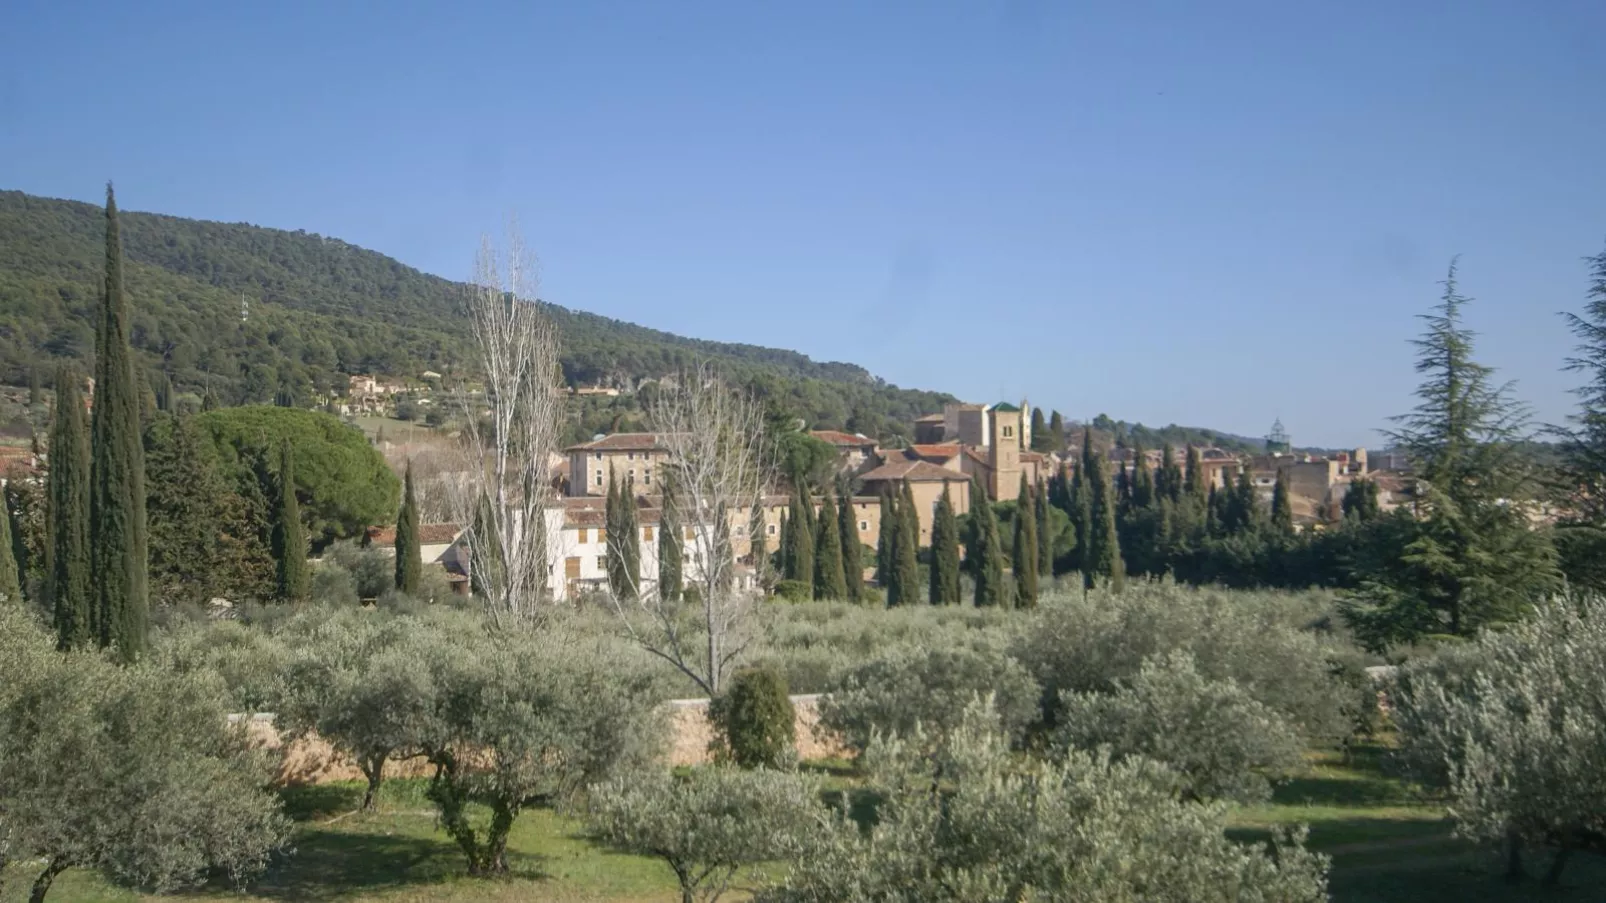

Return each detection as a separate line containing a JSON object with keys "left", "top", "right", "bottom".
{"left": 876, "top": 489, "right": 897, "bottom": 589}
{"left": 1085, "top": 449, "right": 1125, "bottom": 591}
{"left": 1184, "top": 445, "right": 1207, "bottom": 503}
{"left": 1035, "top": 477, "right": 1052, "bottom": 577}
{"left": 1270, "top": 469, "right": 1295, "bottom": 535}
{"left": 789, "top": 491, "right": 814, "bottom": 588}
{"left": 48, "top": 368, "right": 92, "bottom": 648}
{"left": 968, "top": 475, "right": 1005, "bottom": 606}
{"left": 891, "top": 482, "right": 920, "bottom": 607}
{"left": 813, "top": 493, "right": 847, "bottom": 600}
{"left": 929, "top": 482, "right": 961, "bottom": 605}
{"left": 89, "top": 186, "right": 148, "bottom": 660}
{"left": 1030, "top": 407, "right": 1050, "bottom": 452}
{"left": 1013, "top": 475, "right": 1039, "bottom": 608}
{"left": 272, "top": 440, "right": 309, "bottom": 603}
{"left": 1558, "top": 243, "right": 1606, "bottom": 524}
{"left": 395, "top": 461, "right": 422, "bottom": 594}
{"left": 660, "top": 486, "right": 683, "bottom": 602}
{"left": 836, "top": 482, "right": 862, "bottom": 601}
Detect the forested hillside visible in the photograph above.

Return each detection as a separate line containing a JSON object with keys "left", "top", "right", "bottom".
{"left": 0, "top": 190, "right": 952, "bottom": 440}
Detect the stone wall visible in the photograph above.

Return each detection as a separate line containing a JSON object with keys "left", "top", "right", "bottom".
{"left": 239, "top": 693, "right": 846, "bottom": 787}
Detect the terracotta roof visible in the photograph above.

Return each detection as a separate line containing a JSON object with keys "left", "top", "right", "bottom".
{"left": 906, "top": 443, "right": 961, "bottom": 460}
{"left": 560, "top": 496, "right": 664, "bottom": 528}
{"left": 365, "top": 523, "right": 463, "bottom": 546}
{"left": 859, "top": 460, "right": 969, "bottom": 483}
{"left": 564, "top": 432, "right": 666, "bottom": 452}
{"left": 1019, "top": 451, "right": 1046, "bottom": 464}
{"left": 809, "top": 430, "right": 876, "bottom": 448}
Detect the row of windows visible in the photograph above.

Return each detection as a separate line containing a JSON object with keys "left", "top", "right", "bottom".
{"left": 592, "top": 451, "right": 656, "bottom": 461}
{"left": 593, "top": 467, "right": 654, "bottom": 487}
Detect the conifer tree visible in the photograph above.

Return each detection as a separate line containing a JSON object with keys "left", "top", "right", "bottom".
{"left": 748, "top": 500, "right": 768, "bottom": 589}
{"left": 1184, "top": 445, "right": 1207, "bottom": 503}
{"left": 1115, "top": 460, "right": 1132, "bottom": 510}
{"left": 1030, "top": 407, "right": 1050, "bottom": 452}
{"left": 968, "top": 475, "right": 1005, "bottom": 606}
{"left": 835, "top": 482, "right": 861, "bottom": 601}
{"left": 1132, "top": 444, "right": 1155, "bottom": 509}
{"left": 660, "top": 485, "right": 683, "bottom": 602}
{"left": 89, "top": 186, "right": 148, "bottom": 660}
{"left": 619, "top": 478, "right": 640, "bottom": 598}
{"left": 813, "top": 493, "right": 847, "bottom": 600}
{"left": 0, "top": 482, "right": 19, "bottom": 605}
{"left": 272, "top": 440, "right": 309, "bottom": 603}
{"left": 876, "top": 489, "right": 897, "bottom": 588}
{"left": 788, "top": 491, "right": 814, "bottom": 588}
{"left": 1341, "top": 478, "right": 1381, "bottom": 522}
{"left": 929, "top": 482, "right": 961, "bottom": 605}
{"left": 145, "top": 413, "right": 262, "bottom": 606}
{"left": 1013, "top": 475, "right": 1039, "bottom": 608}
{"left": 1049, "top": 410, "right": 1066, "bottom": 450}
{"left": 892, "top": 482, "right": 920, "bottom": 606}
{"left": 1158, "top": 442, "right": 1183, "bottom": 503}
{"left": 1270, "top": 469, "right": 1295, "bottom": 535}
{"left": 48, "top": 368, "right": 92, "bottom": 648}
{"left": 605, "top": 477, "right": 624, "bottom": 594}
{"left": 777, "top": 509, "right": 793, "bottom": 580}
{"left": 395, "top": 461, "right": 422, "bottom": 594}
{"left": 1085, "top": 449, "right": 1125, "bottom": 592}
{"left": 1071, "top": 466, "right": 1092, "bottom": 575}
{"left": 1035, "top": 477, "right": 1052, "bottom": 577}
{"left": 1557, "top": 243, "right": 1606, "bottom": 525}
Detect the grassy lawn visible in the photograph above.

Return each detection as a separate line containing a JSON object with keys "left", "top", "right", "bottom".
{"left": 9, "top": 751, "right": 1604, "bottom": 902}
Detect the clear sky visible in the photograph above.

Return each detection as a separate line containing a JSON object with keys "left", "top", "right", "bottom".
{"left": 3, "top": 1, "right": 1603, "bottom": 447}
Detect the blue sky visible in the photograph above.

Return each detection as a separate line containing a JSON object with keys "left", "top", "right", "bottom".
{"left": 3, "top": 0, "right": 1603, "bottom": 447}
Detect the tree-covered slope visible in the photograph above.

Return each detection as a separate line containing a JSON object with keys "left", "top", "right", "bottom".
{"left": 0, "top": 190, "right": 951, "bottom": 439}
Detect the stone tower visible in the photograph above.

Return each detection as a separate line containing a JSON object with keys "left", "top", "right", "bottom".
{"left": 988, "top": 402, "right": 1023, "bottom": 500}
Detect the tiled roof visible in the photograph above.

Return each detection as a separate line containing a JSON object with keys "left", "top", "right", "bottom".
{"left": 907, "top": 443, "right": 961, "bottom": 460}
{"left": 365, "top": 523, "right": 463, "bottom": 546}
{"left": 564, "top": 432, "right": 666, "bottom": 452}
{"left": 859, "top": 460, "right": 969, "bottom": 483}
{"left": 809, "top": 430, "right": 876, "bottom": 448}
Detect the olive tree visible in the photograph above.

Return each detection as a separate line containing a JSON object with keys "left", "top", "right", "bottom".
{"left": 1054, "top": 651, "right": 1305, "bottom": 803}
{"left": 0, "top": 606, "right": 290, "bottom": 902}
{"left": 758, "top": 699, "right": 1328, "bottom": 903}
{"left": 589, "top": 766, "right": 825, "bottom": 903}
{"left": 1390, "top": 596, "right": 1606, "bottom": 885}
{"left": 417, "top": 626, "right": 668, "bottom": 875}
{"left": 816, "top": 642, "right": 1039, "bottom": 755}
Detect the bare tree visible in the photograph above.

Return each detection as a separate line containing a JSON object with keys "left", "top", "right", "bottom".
{"left": 610, "top": 364, "right": 770, "bottom": 696}
{"left": 449, "top": 224, "right": 563, "bottom": 627}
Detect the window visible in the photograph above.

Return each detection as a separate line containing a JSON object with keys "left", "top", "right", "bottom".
{"left": 685, "top": 526, "right": 695, "bottom": 540}
{"left": 627, "top": 452, "right": 635, "bottom": 460}
{"left": 596, "top": 556, "right": 607, "bottom": 570}
{"left": 594, "top": 452, "right": 602, "bottom": 461}
{"left": 734, "top": 524, "right": 745, "bottom": 536}
{"left": 577, "top": 528, "right": 589, "bottom": 544}
{"left": 767, "top": 523, "right": 777, "bottom": 536}
{"left": 643, "top": 526, "right": 654, "bottom": 542}
{"left": 644, "top": 468, "right": 652, "bottom": 485}
{"left": 629, "top": 468, "right": 636, "bottom": 481}
{"left": 859, "top": 520, "right": 869, "bottom": 532}
{"left": 597, "top": 529, "right": 606, "bottom": 544}
{"left": 1003, "top": 425, "right": 1014, "bottom": 438}
{"left": 595, "top": 470, "right": 603, "bottom": 486}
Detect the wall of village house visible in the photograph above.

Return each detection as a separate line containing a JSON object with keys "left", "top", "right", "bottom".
{"left": 567, "top": 449, "right": 666, "bottom": 498}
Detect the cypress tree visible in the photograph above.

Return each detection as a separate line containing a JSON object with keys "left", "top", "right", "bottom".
{"left": 1342, "top": 478, "right": 1381, "bottom": 522}
{"left": 1071, "top": 466, "right": 1092, "bottom": 575}
{"left": 89, "top": 185, "right": 148, "bottom": 660}
{"left": 620, "top": 479, "right": 641, "bottom": 598}
{"left": 1030, "top": 407, "right": 1050, "bottom": 452}
{"left": 153, "top": 371, "right": 173, "bottom": 414}
{"left": 1270, "top": 469, "right": 1294, "bottom": 535}
{"left": 1158, "top": 442, "right": 1182, "bottom": 503}
{"left": 876, "top": 489, "right": 897, "bottom": 589}
{"left": 28, "top": 368, "right": 42, "bottom": 407}
{"left": 272, "top": 440, "right": 309, "bottom": 603}
{"left": 748, "top": 500, "right": 768, "bottom": 589}
{"left": 1086, "top": 450, "right": 1125, "bottom": 591}
{"left": 659, "top": 486, "right": 683, "bottom": 602}
{"left": 0, "top": 481, "right": 18, "bottom": 605}
{"left": 1049, "top": 410, "right": 1066, "bottom": 450}
{"left": 1132, "top": 444, "right": 1155, "bottom": 509}
{"left": 48, "top": 368, "right": 92, "bottom": 647}
{"left": 836, "top": 483, "right": 861, "bottom": 601}
{"left": 789, "top": 491, "right": 814, "bottom": 589}
{"left": 777, "top": 510, "right": 793, "bottom": 580}
{"left": 145, "top": 413, "right": 250, "bottom": 607}
{"left": 605, "top": 476, "right": 622, "bottom": 594}
{"left": 1184, "top": 445, "right": 1207, "bottom": 503}
{"left": 395, "top": 461, "right": 422, "bottom": 594}
{"left": 813, "top": 493, "right": 847, "bottom": 600}
{"left": 969, "top": 475, "right": 1005, "bottom": 607}
{"left": 891, "top": 481, "right": 920, "bottom": 606}
{"left": 1013, "top": 475, "right": 1039, "bottom": 608}
{"left": 930, "top": 482, "right": 961, "bottom": 605}
{"left": 1035, "top": 477, "right": 1052, "bottom": 576}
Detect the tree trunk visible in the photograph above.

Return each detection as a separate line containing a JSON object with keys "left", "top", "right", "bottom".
{"left": 361, "top": 753, "right": 387, "bottom": 811}
{"left": 483, "top": 799, "right": 516, "bottom": 874}
{"left": 29, "top": 856, "right": 68, "bottom": 903}
{"left": 1542, "top": 846, "right": 1571, "bottom": 887}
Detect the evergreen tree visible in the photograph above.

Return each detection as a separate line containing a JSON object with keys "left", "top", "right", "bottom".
{"left": 968, "top": 475, "right": 1005, "bottom": 607}
{"left": 1557, "top": 243, "right": 1606, "bottom": 525}
{"left": 929, "top": 482, "right": 961, "bottom": 606}
{"left": 1071, "top": 466, "right": 1092, "bottom": 575}
{"left": 788, "top": 491, "right": 814, "bottom": 588}
{"left": 605, "top": 477, "right": 624, "bottom": 594}
{"left": 748, "top": 500, "right": 768, "bottom": 589}
{"left": 0, "top": 479, "right": 19, "bottom": 605}
{"left": 144, "top": 413, "right": 253, "bottom": 606}
{"left": 1221, "top": 468, "right": 1259, "bottom": 535}
{"left": 1085, "top": 449, "right": 1125, "bottom": 592}
{"left": 1030, "top": 407, "right": 1050, "bottom": 452}
{"left": 89, "top": 185, "right": 148, "bottom": 660}
{"left": 1035, "top": 477, "right": 1052, "bottom": 577}
{"left": 777, "top": 510, "right": 793, "bottom": 581}
{"left": 836, "top": 482, "right": 862, "bottom": 601}
{"left": 395, "top": 461, "right": 422, "bottom": 594}
{"left": 1049, "top": 410, "right": 1066, "bottom": 450}
{"left": 272, "top": 440, "right": 309, "bottom": 603}
{"left": 1344, "top": 260, "right": 1559, "bottom": 649}
{"left": 1132, "top": 444, "right": 1155, "bottom": 509}
{"left": 1270, "top": 469, "right": 1295, "bottom": 535}
{"left": 1155, "top": 442, "right": 1179, "bottom": 502}
{"left": 1184, "top": 445, "right": 1207, "bottom": 503}
{"left": 48, "top": 368, "right": 92, "bottom": 648}
{"left": 1342, "top": 478, "right": 1381, "bottom": 522}
{"left": 1013, "top": 475, "right": 1039, "bottom": 608}
{"left": 618, "top": 478, "right": 640, "bottom": 599}
{"left": 813, "top": 493, "right": 847, "bottom": 600}
{"left": 660, "top": 486, "right": 683, "bottom": 602}
{"left": 891, "top": 481, "right": 920, "bottom": 606}
{"left": 876, "top": 489, "right": 897, "bottom": 588}
{"left": 28, "top": 367, "right": 42, "bottom": 407}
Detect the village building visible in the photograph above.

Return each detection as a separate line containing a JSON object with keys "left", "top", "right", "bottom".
{"left": 808, "top": 430, "right": 880, "bottom": 475}
{"left": 857, "top": 460, "right": 972, "bottom": 546}
{"left": 564, "top": 432, "right": 669, "bottom": 497}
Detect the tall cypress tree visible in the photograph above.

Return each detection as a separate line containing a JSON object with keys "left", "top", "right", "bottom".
{"left": 1158, "top": 442, "right": 1183, "bottom": 503}
{"left": 892, "top": 481, "right": 920, "bottom": 607}
{"left": 620, "top": 479, "right": 642, "bottom": 599}
{"left": 777, "top": 510, "right": 793, "bottom": 581}
{"left": 1086, "top": 450, "right": 1125, "bottom": 591}
{"left": 813, "top": 493, "right": 847, "bottom": 600}
{"left": 395, "top": 461, "right": 422, "bottom": 594}
{"left": 89, "top": 185, "right": 148, "bottom": 660}
{"left": 1035, "top": 477, "right": 1053, "bottom": 577}
{"left": 1071, "top": 466, "right": 1092, "bottom": 575}
{"left": 748, "top": 500, "right": 768, "bottom": 589}
{"left": 1013, "top": 475, "right": 1039, "bottom": 608}
{"left": 1184, "top": 445, "right": 1207, "bottom": 504}
{"left": 876, "top": 489, "right": 897, "bottom": 589}
{"left": 1270, "top": 469, "right": 1295, "bottom": 535}
{"left": 969, "top": 475, "right": 1005, "bottom": 607}
{"left": 0, "top": 478, "right": 19, "bottom": 605}
{"left": 1030, "top": 408, "right": 1050, "bottom": 452}
{"left": 789, "top": 491, "right": 814, "bottom": 588}
{"left": 930, "top": 482, "right": 961, "bottom": 605}
{"left": 1049, "top": 410, "right": 1066, "bottom": 450}
{"left": 605, "top": 477, "right": 623, "bottom": 594}
{"left": 48, "top": 368, "right": 92, "bottom": 647}
{"left": 1132, "top": 444, "right": 1155, "bottom": 509}
{"left": 836, "top": 483, "right": 862, "bottom": 601}
{"left": 273, "top": 440, "right": 309, "bottom": 603}
{"left": 659, "top": 485, "right": 683, "bottom": 602}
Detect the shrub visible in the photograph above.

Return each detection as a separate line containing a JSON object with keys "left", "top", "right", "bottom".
{"left": 151, "top": 617, "right": 292, "bottom": 712}
{"left": 757, "top": 699, "right": 1328, "bottom": 903}
{"left": 710, "top": 666, "right": 796, "bottom": 769}
{"left": 1054, "top": 651, "right": 1305, "bottom": 803}
{"left": 589, "top": 766, "right": 824, "bottom": 903}
{"left": 817, "top": 642, "right": 1039, "bottom": 754}
{"left": 322, "top": 541, "right": 392, "bottom": 600}
{"left": 774, "top": 579, "right": 811, "bottom": 602}
{"left": 310, "top": 559, "right": 360, "bottom": 605}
